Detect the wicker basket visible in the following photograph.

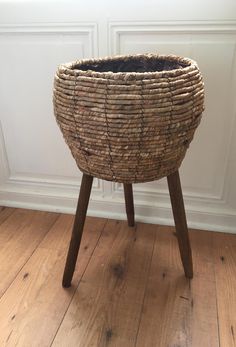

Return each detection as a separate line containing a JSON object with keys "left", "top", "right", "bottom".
{"left": 53, "top": 54, "right": 204, "bottom": 183}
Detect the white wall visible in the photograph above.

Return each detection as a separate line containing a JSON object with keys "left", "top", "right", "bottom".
{"left": 0, "top": 0, "right": 236, "bottom": 233}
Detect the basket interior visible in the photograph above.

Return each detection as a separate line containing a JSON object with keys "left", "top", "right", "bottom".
{"left": 73, "top": 56, "right": 188, "bottom": 73}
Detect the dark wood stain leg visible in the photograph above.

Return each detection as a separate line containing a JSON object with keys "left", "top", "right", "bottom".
{"left": 123, "top": 183, "right": 135, "bottom": 227}
{"left": 62, "top": 173, "right": 93, "bottom": 288}
{"left": 167, "top": 170, "right": 193, "bottom": 279}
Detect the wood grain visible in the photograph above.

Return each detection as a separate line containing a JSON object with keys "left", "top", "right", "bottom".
{"left": 167, "top": 170, "right": 193, "bottom": 278}
{"left": 190, "top": 229, "right": 219, "bottom": 347}
{"left": 135, "top": 227, "right": 219, "bottom": 347}
{"left": 213, "top": 232, "right": 236, "bottom": 347}
{"left": 0, "top": 207, "right": 15, "bottom": 225}
{"left": 0, "top": 214, "right": 106, "bottom": 347}
{"left": 52, "top": 220, "right": 157, "bottom": 347}
{"left": 63, "top": 173, "right": 94, "bottom": 287}
{"left": 0, "top": 209, "right": 59, "bottom": 297}
{"left": 0, "top": 207, "right": 235, "bottom": 347}
{"left": 123, "top": 183, "right": 135, "bottom": 227}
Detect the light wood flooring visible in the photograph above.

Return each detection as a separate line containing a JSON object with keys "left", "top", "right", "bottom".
{"left": 0, "top": 206, "right": 235, "bottom": 347}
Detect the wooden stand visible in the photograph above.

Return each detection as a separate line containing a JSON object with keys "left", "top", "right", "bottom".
{"left": 62, "top": 170, "right": 193, "bottom": 288}
{"left": 167, "top": 171, "right": 193, "bottom": 279}
{"left": 123, "top": 183, "right": 135, "bottom": 227}
{"left": 62, "top": 174, "right": 93, "bottom": 288}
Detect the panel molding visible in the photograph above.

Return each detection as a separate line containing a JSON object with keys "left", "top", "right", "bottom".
{"left": 109, "top": 20, "right": 236, "bottom": 55}
{"left": 112, "top": 181, "right": 221, "bottom": 201}
{"left": 108, "top": 20, "right": 236, "bottom": 206}
{"left": 0, "top": 21, "right": 101, "bottom": 202}
{"left": 0, "top": 121, "right": 10, "bottom": 185}
{"left": 0, "top": 22, "right": 98, "bottom": 57}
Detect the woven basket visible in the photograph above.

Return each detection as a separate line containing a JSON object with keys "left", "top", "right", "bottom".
{"left": 53, "top": 54, "right": 204, "bottom": 183}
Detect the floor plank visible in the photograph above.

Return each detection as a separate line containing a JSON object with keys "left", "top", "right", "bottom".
{"left": 213, "top": 232, "right": 236, "bottom": 347}
{"left": 52, "top": 220, "right": 157, "bottom": 347}
{"left": 0, "top": 207, "right": 235, "bottom": 347}
{"left": 135, "top": 227, "right": 219, "bottom": 347}
{"left": 0, "top": 214, "right": 106, "bottom": 347}
{"left": 0, "top": 207, "right": 15, "bottom": 225}
{"left": 0, "top": 209, "right": 59, "bottom": 297}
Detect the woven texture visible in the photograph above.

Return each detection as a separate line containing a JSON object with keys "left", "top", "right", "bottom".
{"left": 53, "top": 54, "right": 204, "bottom": 183}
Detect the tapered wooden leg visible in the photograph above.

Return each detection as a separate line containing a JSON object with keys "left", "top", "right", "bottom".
{"left": 62, "top": 173, "right": 93, "bottom": 288}
{"left": 167, "top": 170, "right": 193, "bottom": 278}
{"left": 123, "top": 183, "right": 135, "bottom": 227}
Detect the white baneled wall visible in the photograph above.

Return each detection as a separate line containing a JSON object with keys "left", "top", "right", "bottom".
{"left": 0, "top": 1, "right": 236, "bottom": 233}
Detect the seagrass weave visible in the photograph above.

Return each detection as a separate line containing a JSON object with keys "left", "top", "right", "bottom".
{"left": 53, "top": 54, "right": 204, "bottom": 183}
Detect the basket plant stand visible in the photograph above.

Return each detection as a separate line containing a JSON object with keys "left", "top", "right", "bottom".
{"left": 62, "top": 171, "right": 193, "bottom": 288}
{"left": 53, "top": 54, "right": 204, "bottom": 288}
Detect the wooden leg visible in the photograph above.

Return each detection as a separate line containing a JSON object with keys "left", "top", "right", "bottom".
{"left": 123, "top": 183, "right": 135, "bottom": 227}
{"left": 167, "top": 170, "right": 193, "bottom": 279}
{"left": 62, "top": 173, "right": 93, "bottom": 288}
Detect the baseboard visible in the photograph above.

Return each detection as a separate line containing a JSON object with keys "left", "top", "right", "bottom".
{"left": 0, "top": 177, "right": 235, "bottom": 234}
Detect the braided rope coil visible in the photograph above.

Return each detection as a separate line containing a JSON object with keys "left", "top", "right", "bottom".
{"left": 53, "top": 54, "right": 204, "bottom": 183}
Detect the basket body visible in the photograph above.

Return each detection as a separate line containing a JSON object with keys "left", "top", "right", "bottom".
{"left": 53, "top": 54, "right": 204, "bottom": 183}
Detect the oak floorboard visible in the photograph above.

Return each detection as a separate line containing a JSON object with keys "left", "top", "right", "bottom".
{"left": 0, "top": 207, "right": 15, "bottom": 225}
{"left": 135, "top": 226, "right": 219, "bottom": 347}
{"left": 52, "top": 220, "right": 157, "bottom": 347}
{"left": 0, "top": 209, "right": 59, "bottom": 297}
{"left": 213, "top": 232, "right": 236, "bottom": 347}
{"left": 0, "top": 214, "right": 106, "bottom": 347}
{"left": 1, "top": 207, "right": 235, "bottom": 347}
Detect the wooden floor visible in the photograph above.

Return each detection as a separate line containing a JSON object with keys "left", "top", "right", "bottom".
{"left": 0, "top": 207, "right": 235, "bottom": 347}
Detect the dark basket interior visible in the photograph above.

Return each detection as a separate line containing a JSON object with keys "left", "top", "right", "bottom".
{"left": 73, "top": 56, "right": 188, "bottom": 73}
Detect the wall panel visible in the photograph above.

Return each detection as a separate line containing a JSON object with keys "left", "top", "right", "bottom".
{"left": 0, "top": 14, "right": 236, "bottom": 232}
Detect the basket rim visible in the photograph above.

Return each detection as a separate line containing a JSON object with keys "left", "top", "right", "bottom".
{"left": 57, "top": 53, "right": 199, "bottom": 80}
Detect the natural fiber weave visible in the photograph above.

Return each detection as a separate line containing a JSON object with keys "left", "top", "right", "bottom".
{"left": 53, "top": 54, "right": 204, "bottom": 183}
